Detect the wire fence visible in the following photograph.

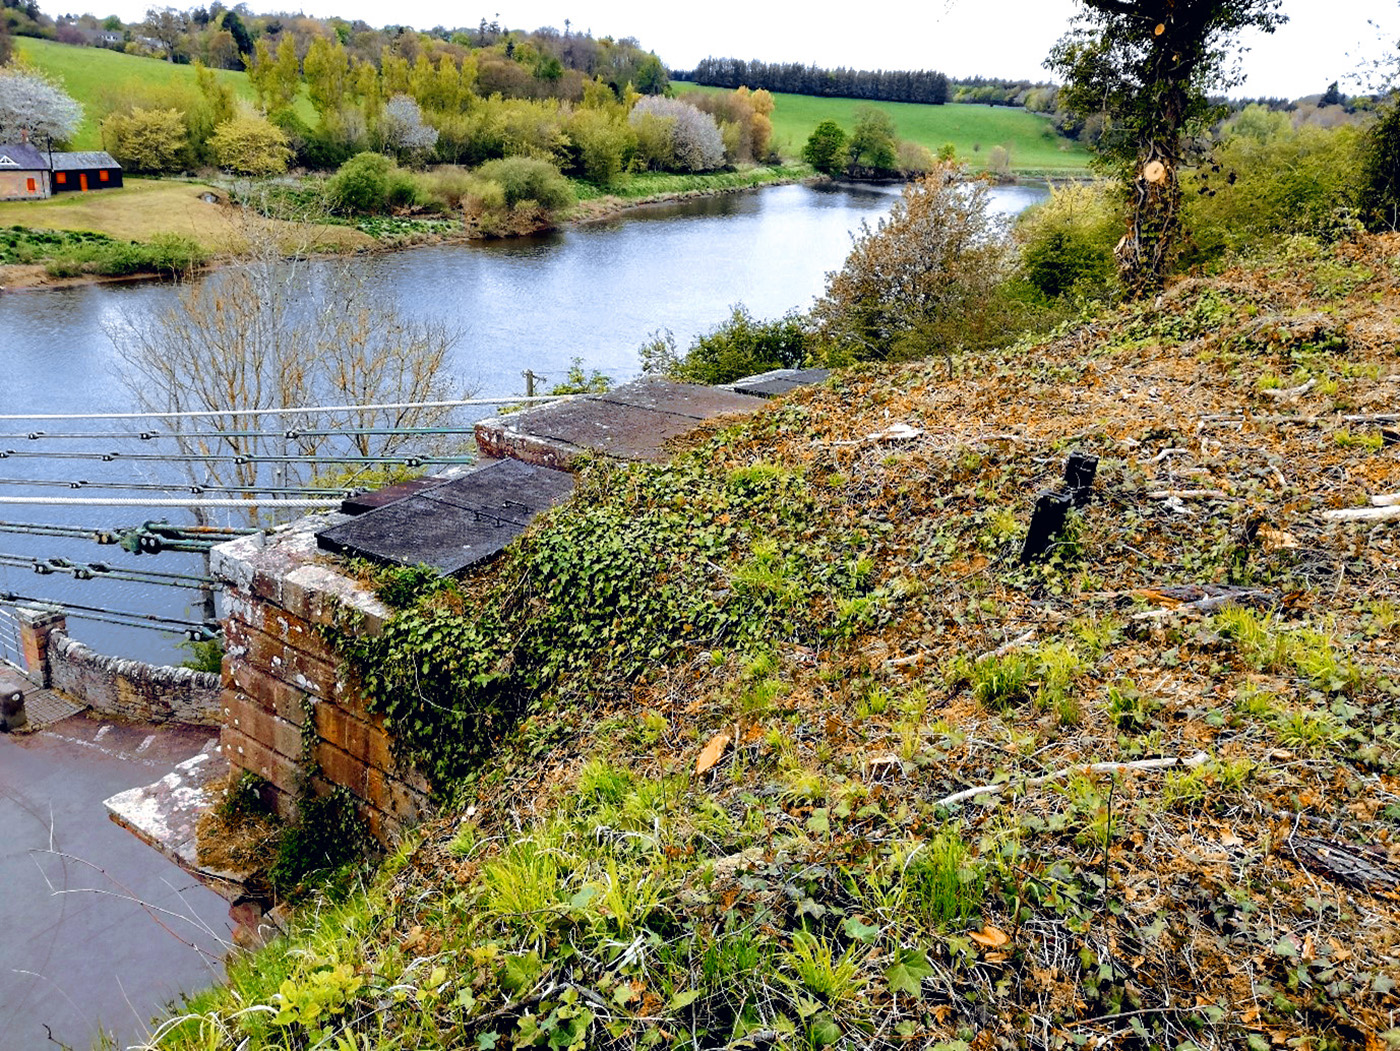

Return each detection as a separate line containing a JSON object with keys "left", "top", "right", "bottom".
{"left": 0, "top": 604, "right": 25, "bottom": 671}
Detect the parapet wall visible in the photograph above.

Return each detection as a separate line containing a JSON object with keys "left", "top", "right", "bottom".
{"left": 48, "top": 630, "right": 221, "bottom": 725}
{"left": 210, "top": 518, "right": 430, "bottom": 843}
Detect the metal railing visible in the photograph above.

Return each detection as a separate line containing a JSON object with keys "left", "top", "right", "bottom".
{"left": 0, "top": 604, "right": 25, "bottom": 672}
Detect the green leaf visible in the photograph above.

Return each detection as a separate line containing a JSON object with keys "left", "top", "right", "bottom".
{"left": 569, "top": 885, "right": 599, "bottom": 910}
{"left": 843, "top": 916, "right": 881, "bottom": 944}
{"left": 669, "top": 989, "right": 700, "bottom": 1011}
{"left": 806, "top": 808, "right": 831, "bottom": 834}
{"left": 809, "top": 1013, "right": 842, "bottom": 1047}
{"left": 885, "top": 948, "right": 934, "bottom": 996}
{"left": 500, "top": 951, "right": 542, "bottom": 996}
{"left": 477, "top": 1034, "right": 499, "bottom": 1051}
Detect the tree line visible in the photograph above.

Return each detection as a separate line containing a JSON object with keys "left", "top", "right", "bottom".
{"left": 682, "top": 57, "right": 950, "bottom": 106}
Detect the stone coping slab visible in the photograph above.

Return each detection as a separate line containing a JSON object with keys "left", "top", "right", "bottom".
{"left": 103, "top": 742, "right": 244, "bottom": 891}
{"left": 474, "top": 377, "right": 768, "bottom": 466}
{"left": 727, "top": 367, "right": 832, "bottom": 398}
{"left": 315, "top": 458, "right": 575, "bottom": 575}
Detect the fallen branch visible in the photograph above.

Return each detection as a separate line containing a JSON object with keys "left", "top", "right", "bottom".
{"left": 1147, "top": 488, "right": 1234, "bottom": 501}
{"left": 1259, "top": 377, "right": 1317, "bottom": 399}
{"left": 1320, "top": 506, "right": 1400, "bottom": 523}
{"left": 936, "top": 752, "right": 1210, "bottom": 808}
{"left": 1147, "top": 447, "right": 1191, "bottom": 464}
{"left": 1371, "top": 493, "right": 1400, "bottom": 507}
{"left": 976, "top": 629, "right": 1036, "bottom": 661}
{"left": 1343, "top": 413, "right": 1400, "bottom": 423}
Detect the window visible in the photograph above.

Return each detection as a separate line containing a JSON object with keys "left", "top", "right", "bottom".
{"left": 56, "top": 172, "right": 66, "bottom": 185}
{"left": 99, "top": 170, "right": 109, "bottom": 182}
{"left": 26, "top": 178, "right": 35, "bottom": 193}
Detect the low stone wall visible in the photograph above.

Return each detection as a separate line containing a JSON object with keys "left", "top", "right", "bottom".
{"left": 211, "top": 518, "right": 430, "bottom": 844}
{"left": 48, "top": 630, "right": 221, "bottom": 725}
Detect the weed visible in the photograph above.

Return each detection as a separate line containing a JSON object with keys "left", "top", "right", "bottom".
{"left": 1105, "top": 679, "right": 1157, "bottom": 731}
{"left": 1274, "top": 707, "right": 1345, "bottom": 752}
{"left": 954, "top": 651, "right": 1036, "bottom": 711}
{"left": 902, "top": 833, "right": 986, "bottom": 927}
{"left": 1333, "top": 429, "right": 1384, "bottom": 450}
{"left": 781, "top": 932, "right": 868, "bottom": 1005}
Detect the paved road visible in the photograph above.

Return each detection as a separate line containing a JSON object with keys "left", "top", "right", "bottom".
{"left": 0, "top": 715, "right": 230, "bottom": 1051}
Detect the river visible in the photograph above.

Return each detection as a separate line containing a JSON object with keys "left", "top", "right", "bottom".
{"left": 0, "top": 181, "right": 1047, "bottom": 665}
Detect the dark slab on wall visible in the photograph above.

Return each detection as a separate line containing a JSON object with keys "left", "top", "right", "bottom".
{"left": 315, "top": 458, "right": 575, "bottom": 575}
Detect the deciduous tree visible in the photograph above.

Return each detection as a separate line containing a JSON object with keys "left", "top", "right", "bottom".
{"left": 101, "top": 106, "right": 187, "bottom": 172}
{"left": 813, "top": 165, "right": 1013, "bottom": 359}
{"left": 1047, "top": 0, "right": 1287, "bottom": 295}
{"left": 802, "top": 119, "right": 848, "bottom": 175}
{"left": 0, "top": 67, "right": 82, "bottom": 144}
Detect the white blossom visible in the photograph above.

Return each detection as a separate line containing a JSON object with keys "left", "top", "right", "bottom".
{"left": 0, "top": 68, "right": 83, "bottom": 144}
{"left": 630, "top": 96, "right": 724, "bottom": 172}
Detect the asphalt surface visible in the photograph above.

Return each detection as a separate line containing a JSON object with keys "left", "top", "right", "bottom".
{"left": 0, "top": 715, "right": 230, "bottom": 1051}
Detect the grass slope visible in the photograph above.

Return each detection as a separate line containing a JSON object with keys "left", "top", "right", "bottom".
{"left": 14, "top": 38, "right": 258, "bottom": 150}
{"left": 155, "top": 234, "right": 1400, "bottom": 1051}
{"left": 0, "top": 178, "right": 370, "bottom": 255}
{"left": 14, "top": 38, "right": 319, "bottom": 150}
{"left": 675, "top": 82, "right": 1091, "bottom": 174}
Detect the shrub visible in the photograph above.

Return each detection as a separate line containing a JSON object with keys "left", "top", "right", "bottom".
{"left": 472, "top": 156, "right": 574, "bottom": 210}
{"left": 812, "top": 166, "right": 1015, "bottom": 360}
{"left": 1016, "top": 180, "right": 1120, "bottom": 299}
{"left": 630, "top": 97, "right": 724, "bottom": 172}
{"left": 209, "top": 114, "right": 292, "bottom": 176}
{"left": 1358, "top": 102, "right": 1400, "bottom": 232}
{"left": 1182, "top": 112, "right": 1365, "bottom": 264}
{"left": 101, "top": 106, "right": 188, "bottom": 174}
{"left": 671, "top": 305, "right": 812, "bottom": 385}
{"left": 325, "top": 152, "right": 422, "bottom": 214}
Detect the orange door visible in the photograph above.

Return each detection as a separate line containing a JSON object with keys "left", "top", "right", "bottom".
{"left": 79, "top": 173, "right": 88, "bottom": 192}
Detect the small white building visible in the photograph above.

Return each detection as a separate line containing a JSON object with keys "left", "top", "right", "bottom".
{"left": 0, "top": 143, "right": 52, "bottom": 201}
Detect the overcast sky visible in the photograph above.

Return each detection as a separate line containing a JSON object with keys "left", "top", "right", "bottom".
{"left": 97, "top": 0, "right": 1399, "bottom": 98}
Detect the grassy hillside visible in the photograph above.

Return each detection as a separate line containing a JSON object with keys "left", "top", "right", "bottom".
{"left": 675, "top": 82, "right": 1090, "bottom": 174}
{"left": 13, "top": 38, "right": 317, "bottom": 150}
{"left": 153, "top": 233, "right": 1400, "bottom": 1051}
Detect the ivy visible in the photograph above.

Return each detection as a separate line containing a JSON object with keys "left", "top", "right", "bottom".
{"left": 330, "top": 422, "right": 884, "bottom": 789}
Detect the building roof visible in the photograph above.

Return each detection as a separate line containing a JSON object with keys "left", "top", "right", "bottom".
{"left": 51, "top": 151, "right": 121, "bottom": 172}
{"left": 0, "top": 143, "right": 50, "bottom": 171}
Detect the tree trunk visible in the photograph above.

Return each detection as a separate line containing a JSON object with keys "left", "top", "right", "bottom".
{"left": 1117, "top": 145, "right": 1181, "bottom": 297}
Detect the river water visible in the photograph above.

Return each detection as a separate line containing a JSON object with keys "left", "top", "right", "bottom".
{"left": 0, "top": 181, "right": 1046, "bottom": 664}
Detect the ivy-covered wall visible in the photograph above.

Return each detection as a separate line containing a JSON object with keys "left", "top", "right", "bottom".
{"left": 211, "top": 519, "right": 430, "bottom": 844}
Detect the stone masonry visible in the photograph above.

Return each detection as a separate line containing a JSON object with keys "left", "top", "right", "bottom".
{"left": 210, "top": 517, "right": 429, "bottom": 843}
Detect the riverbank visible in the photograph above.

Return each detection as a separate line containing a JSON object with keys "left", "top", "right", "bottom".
{"left": 0, "top": 165, "right": 821, "bottom": 292}
{"left": 147, "top": 233, "right": 1400, "bottom": 1050}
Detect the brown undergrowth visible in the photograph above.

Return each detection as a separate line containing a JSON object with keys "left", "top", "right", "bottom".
{"left": 155, "top": 234, "right": 1400, "bottom": 1051}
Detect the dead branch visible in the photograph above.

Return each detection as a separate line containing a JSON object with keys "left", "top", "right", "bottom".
{"left": 1259, "top": 378, "right": 1317, "bottom": 399}
{"left": 1320, "top": 506, "right": 1400, "bottom": 522}
{"left": 1147, "top": 488, "right": 1234, "bottom": 501}
{"left": 936, "top": 752, "right": 1210, "bottom": 808}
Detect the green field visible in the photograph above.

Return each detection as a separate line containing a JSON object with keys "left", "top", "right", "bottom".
{"left": 14, "top": 37, "right": 316, "bottom": 149}
{"left": 675, "top": 82, "right": 1090, "bottom": 174}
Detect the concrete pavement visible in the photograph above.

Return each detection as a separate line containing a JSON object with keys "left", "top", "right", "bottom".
{"left": 0, "top": 715, "right": 229, "bottom": 1051}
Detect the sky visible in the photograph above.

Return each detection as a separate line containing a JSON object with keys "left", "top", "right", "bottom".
{"left": 95, "top": 0, "right": 1399, "bottom": 99}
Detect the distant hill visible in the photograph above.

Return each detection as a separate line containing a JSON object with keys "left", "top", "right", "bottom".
{"left": 674, "top": 83, "right": 1091, "bottom": 175}
{"left": 14, "top": 38, "right": 287, "bottom": 150}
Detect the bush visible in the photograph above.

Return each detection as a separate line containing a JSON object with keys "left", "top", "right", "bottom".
{"left": 101, "top": 107, "right": 188, "bottom": 174}
{"left": 671, "top": 305, "right": 813, "bottom": 385}
{"left": 630, "top": 97, "right": 724, "bottom": 172}
{"left": 1358, "top": 102, "right": 1400, "bottom": 232}
{"left": 209, "top": 114, "right": 292, "bottom": 176}
{"left": 472, "top": 156, "right": 574, "bottom": 210}
{"left": 1182, "top": 113, "right": 1364, "bottom": 264}
{"left": 812, "top": 166, "right": 1016, "bottom": 360}
{"left": 325, "top": 152, "right": 423, "bottom": 214}
{"left": 1016, "top": 180, "right": 1120, "bottom": 299}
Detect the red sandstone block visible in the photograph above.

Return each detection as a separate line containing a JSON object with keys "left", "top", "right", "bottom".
{"left": 227, "top": 661, "right": 313, "bottom": 727}
{"left": 225, "top": 690, "right": 303, "bottom": 760}
{"left": 221, "top": 726, "right": 303, "bottom": 798}
{"left": 316, "top": 739, "right": 370, "bottom": 797}
{"left": 243, "top": 601, "right": 341, "bottom": 666}
{"left": 366, "top": 766, "right": 429, "bottom": 822}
